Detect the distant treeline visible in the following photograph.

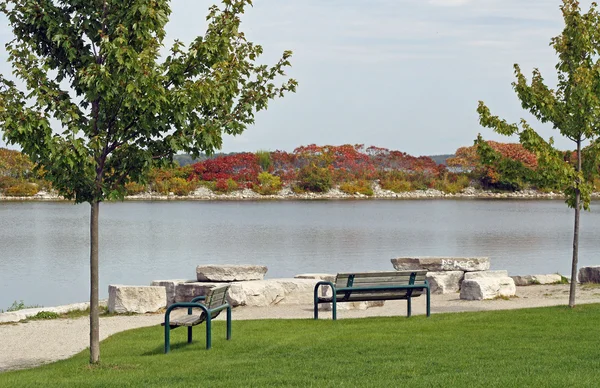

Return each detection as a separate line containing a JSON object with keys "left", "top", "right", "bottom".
{"left": 0, "top": 143, "right": 593, "bottom": 197}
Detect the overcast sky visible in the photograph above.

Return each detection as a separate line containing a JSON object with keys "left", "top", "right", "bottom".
{"left": 0, "top": 0, "right": 594, "bottom": 156}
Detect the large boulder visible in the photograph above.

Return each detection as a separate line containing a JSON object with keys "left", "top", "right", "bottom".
{"left": 174, "top": 282, "right": 222, "bottom": 303}
{"left": 464, "top": 270, "right": 508, "bottom": 280}
{"left": 151, "top": 279, "right": 190, "bottom": 306}
{"left": 459, "top": 277, "right": 516, "bottom": 300}
{"left": 391, "top": 257, "right": 490, "bottom": 272}
{"left": 108, "top": 285, "right": 166, "bottom": 313}
{"left": 511, "top": 274, "right": 564, "bottom": 286}
{"left": 227, "top": 279, "right": 318, "bottom": 307}
{"left": 196, "top": 264, "right": 268, "bottom": 282}
{"left": 426, "top": 271, "right": 464, "bottom": 294}
{"left": 578, "top": 266, "right": 600, "bottom": 283}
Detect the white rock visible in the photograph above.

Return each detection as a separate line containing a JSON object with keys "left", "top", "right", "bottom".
{"left": 227, "top": 279, "right": 318, "bottom": 307}
{"left": 511, "top": 274, "right": 564, "bottom": 286}
{"left": 426, "top": 271, "right": 464, "bottom": 294}
{"left": 391, "top": 257, "right": 490, "bottom": 272}
{"left": 464, "top": 270, "right": 509, "bottom": 280}
{"left": 151, "top": 279, "right": 190, "bottom": 306}
{"left": 578, "top": 266, "right": 600, "bottom": 283}
{"left": 459, "top": 277, "right": 516, "bottom": 300}
{"left": 108, "top": 285, "right": 166, "bottom": 313}
{"left": 196, "top": 264, "right": 268, "bottom": 282}
{"left": 174, "top": 282, "right": 222, "bottom": 303}
{"left": 295, "top": 273, "right": 336, "bottom": 282}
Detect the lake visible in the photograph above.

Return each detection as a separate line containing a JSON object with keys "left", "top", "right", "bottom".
{"left": 1, "top": 199, "right": 599, "bottom": 310}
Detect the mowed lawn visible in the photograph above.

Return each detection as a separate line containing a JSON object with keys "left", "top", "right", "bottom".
{"left": 2, "top": 304, "right": 600, "bottom": 387}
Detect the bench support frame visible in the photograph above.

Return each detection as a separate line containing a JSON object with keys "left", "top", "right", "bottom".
{"left": 164, "top": 295, "right": 232, "bottom": 353}
{"left": 313, "top": 272, "right": 431, "bottom": 320}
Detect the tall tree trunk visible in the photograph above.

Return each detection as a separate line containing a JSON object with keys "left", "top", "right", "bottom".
{"left": 569, "top": 140, "right": 582, "bottom": 308}
{"left": 90, "top": 200, "right": 100, "bottom": 363}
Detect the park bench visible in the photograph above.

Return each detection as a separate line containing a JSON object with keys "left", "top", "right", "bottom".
{"left": 313, "top": 270, "right": 430, "bottom": 320}
{"left": 163, "top": 284, "right": 231, "bottom": 353}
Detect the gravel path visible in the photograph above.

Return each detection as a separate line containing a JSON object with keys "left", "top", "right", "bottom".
{"left": 2, "top": 284, "right": 600, "bottom": 373}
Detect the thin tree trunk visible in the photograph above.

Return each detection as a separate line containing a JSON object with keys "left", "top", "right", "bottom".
{"left": 90, "top": 201, "right": 100, "bottom": 363}
{"left": 569, "top": 140, "right": 582, "bottom": 308}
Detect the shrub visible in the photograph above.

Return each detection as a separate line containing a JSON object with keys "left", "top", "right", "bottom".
{"left": 296, "top": 163, "right": 332, "bottom": 193}
{"left": 380, "top": 177, "right": 412, "bottom": 193}
{"left": 434, "top": 173, "right": 470, "bottom": 194}
{"left": 169, "top": 177, "right": 195, "bottom": 196}
{"left": 30, "top": 311, "right": 60, "bottom": 320}
{"left": 5, "top": 300, "right": 42, "bottom": 312}
{"left": 215, "top": 178, "right": 238, "bottom": 193}
{"left": 254, "top": 172, "right": 282, "bottom": 195}
{"left": 339, "top": 180, "right": 373, "bottom": 196}
{"left": 125, "top": 181, "right": 146, "bottom": 195}
{"left": 256, "top": 150, "right": 272, "bottom": 172}
{"left": 4, "top": 182, "right": 39, "bottom": 196}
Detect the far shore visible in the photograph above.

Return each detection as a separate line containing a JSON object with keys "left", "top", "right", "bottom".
{"left": 1, "top": 185, "right": 592, "bottom": 202}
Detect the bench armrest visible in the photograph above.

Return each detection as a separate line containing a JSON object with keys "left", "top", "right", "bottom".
{"left": 191, "top": 295, "right": 206, "bottom": 303}
{"left": 164, "top": 302, "right": 210, "bottom": 327}
{"left": 314, "top": 281, "right": 335, "bottom": 298}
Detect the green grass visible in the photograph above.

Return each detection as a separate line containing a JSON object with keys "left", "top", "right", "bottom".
{"left": 2, "top": 305, "right": 600, "bottom": 387}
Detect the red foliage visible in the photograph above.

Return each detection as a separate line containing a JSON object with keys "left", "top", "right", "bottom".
{"left": 447, "top": 142, "right": 537, "bottom": 170}
{"left": 190, "top": 152, "right": 260, "bottom": 187}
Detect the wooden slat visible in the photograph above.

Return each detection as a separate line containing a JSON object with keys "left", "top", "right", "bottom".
{"left": 327, "top": 270, "right": 429, "bottom": 303}
{"left": 164, "top": 315, "right": 204, "bottom": 327}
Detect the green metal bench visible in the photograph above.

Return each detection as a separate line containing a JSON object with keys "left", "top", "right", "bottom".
{"left": 163, "top": 284, "right": 231, "bottom": 353}
{"left": 313, "top": 270, "right": 430, "bottom": 320}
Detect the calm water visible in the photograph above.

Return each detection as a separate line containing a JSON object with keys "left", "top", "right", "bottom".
{"left": 1, "top": 199, "right": 599, "bottom": 310}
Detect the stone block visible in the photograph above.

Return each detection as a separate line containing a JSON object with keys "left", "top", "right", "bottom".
{"left": 578, "top": 266, "right": 600, "bottom": 283}
{"left": 108, "top": 285, "right": 166, "bottom": 313}
{"left": 174, "top": 282, "right": 222, "bottom": 303}
{"left": 511, "top": 274, "right": 564, "bottom": 286}
{"left": 227, "top": 278, "right": 318, "bottom": 307}
{"left": 459, "top": 277, "right": 516, "bottom": 300}
{"left": 391, "top": 257, "right": 490, "bottom": 272}
{"left": 196, "top": 264, "right": 268, "bottom": 282}
{"left": 426, "top": 271, "right": 464, "bottom": 294}
{"left": 150, "top": 279, "right": 190, "bottom": 306}
{"left": 295, "top": 273, "right": 336, "bottom": 282}
{"left": 464, "top": 270, "right": 509, "bottom": 280}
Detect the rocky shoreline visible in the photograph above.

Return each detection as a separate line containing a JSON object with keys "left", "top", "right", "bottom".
{"left": 0, "top": 184, "right": 584, "bottom": 202}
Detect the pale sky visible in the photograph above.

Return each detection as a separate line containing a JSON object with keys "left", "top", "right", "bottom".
{"left": 0, "top": 0, "right": 594, "bottom": 156}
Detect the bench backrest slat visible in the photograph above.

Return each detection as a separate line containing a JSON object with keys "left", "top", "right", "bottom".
{"left": 333, "top": 271, "right": 428, "bottom": 302}
{"left": 203, "top": 284, "right": 230, "bottom": 319}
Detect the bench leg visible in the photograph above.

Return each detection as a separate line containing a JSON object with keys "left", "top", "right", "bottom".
{"left": 227, "top": 306, "right": 232, "bottom": 340}
{"left": 165, "top": 326, "right": 170, "bottom": 354}
{"left": 206, "top": 317, "right": 212, "bottom": 350}
{"left": 426, "top": 286, "right": 431, "bottom": 317}
{"left": 188, "top": 326, "right": 193, "bottom": 344}
{"left": 407, "top": 297, "right": 412, "bottom": 318}
{"left": 332, "top": 296, "right": 337, "bottom": 321}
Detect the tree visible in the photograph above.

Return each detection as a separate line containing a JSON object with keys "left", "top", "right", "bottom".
{"left": 477, "top": 0, "right": 600, "bottom": 307}
{"left": 0, "top": 0, "right": 296, "bottom": 363}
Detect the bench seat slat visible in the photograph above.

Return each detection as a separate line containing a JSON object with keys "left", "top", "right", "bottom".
{"left": 162, "top": 315, "right": 205, "bottom": 327}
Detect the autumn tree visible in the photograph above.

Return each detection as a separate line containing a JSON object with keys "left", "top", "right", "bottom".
{"left": 477, "top": 0, "right": 600, "bottom": 307}
{"left": 0, "top": 0, "right": 296, "bottom": 363}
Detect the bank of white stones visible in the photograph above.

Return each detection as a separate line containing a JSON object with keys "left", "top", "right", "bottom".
{"left": 5, "top": 258, "right": 599, "bottom": 323}
{"left": 103, "top": 257, "right": 577, "bottom": 315}
{"left": 0, "top": 184, "right": 585, "bottom": 202}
